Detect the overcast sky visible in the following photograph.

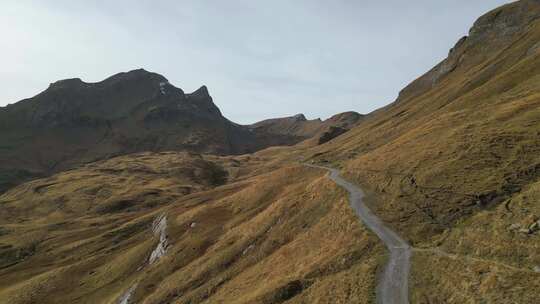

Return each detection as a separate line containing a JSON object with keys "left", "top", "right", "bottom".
{"left": 1, "top": 1, "right": 511, "bottom": 124}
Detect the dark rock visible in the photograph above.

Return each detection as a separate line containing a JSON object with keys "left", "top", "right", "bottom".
{"left": 318, "top": 126, "right": 348, "bottom": 145}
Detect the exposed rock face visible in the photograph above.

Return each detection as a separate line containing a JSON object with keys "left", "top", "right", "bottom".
{"left": 0, "top": 69, "right": 247, "bottom": 192}
{"left": 468, "top": 0, "right": 540, "bottom": 41}
{"left": 396, "top": 0, "right": 540, "bottom": 104}
{"left": 317, "top": 126, "right": 348, "bottom": 145}
{"left": 303, "top": 1, "right": 540, "bottom": 301}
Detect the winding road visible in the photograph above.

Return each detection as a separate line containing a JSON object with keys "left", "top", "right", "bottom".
{"left": 308, "top": 164, "right": 411, "bottom": 304}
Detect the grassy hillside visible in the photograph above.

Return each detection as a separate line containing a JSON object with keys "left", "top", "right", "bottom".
{"left": 0, "top": 151, "right": 384, "bottom": 303}
{"left": 304, "top": 0, "right": 540, "bottom": 302}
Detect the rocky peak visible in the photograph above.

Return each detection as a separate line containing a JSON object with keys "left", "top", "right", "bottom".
{"left": 293, "top": 114, "right": 307, "bottom": 122}
{"left": 395, "top": 0, "right": 540, "bottom": 104}
{"left": 189, "top": 85, "right": 210, "bottom": 98}
{"left": 469, "top": 0, "right": 540, "bottom": 41}
{"left": 183, "top": 85, "right": 223, "bottom": 118}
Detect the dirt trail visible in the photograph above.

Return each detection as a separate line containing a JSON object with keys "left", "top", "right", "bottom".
{"left": 308, "top": 165, "right": 411, "bottom": 304}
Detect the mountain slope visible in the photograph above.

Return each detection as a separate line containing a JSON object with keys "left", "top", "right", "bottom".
{"left": 0, "top": 69, "right": 253, "bottom": 192}
{"left": 305, "top": 0, "right": 540, "bottom": 302}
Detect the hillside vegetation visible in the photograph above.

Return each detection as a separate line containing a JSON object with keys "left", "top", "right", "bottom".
{"left": 305, "top": 1, "right": 540, "bottom": 302}
{"left": 0, "top": 151, "right": 383, "bottom": 303}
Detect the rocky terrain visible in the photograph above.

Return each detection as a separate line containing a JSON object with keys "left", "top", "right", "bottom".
{"left": 1, "top": 1, "right": 540, "bottom": 303}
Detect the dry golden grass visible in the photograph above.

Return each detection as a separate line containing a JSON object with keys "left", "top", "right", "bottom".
{"left": 2, "top": 2, "right": 540, "bottom": 303}
{"left": 0, "top": 151, "right": 384, "bottom": 304}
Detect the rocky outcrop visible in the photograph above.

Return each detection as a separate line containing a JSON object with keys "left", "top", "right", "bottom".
{"left": 468, "top": 0, "right": 540, "bottom": 42}
{"left": 395, "top": 0, "right": 540, "bottom": 104}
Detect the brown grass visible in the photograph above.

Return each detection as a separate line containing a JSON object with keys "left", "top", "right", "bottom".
{"left": 0, "top": 151, "right": 383, "bottom": 303}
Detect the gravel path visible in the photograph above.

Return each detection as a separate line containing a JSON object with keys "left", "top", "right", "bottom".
{"left": 308, "top": 164, "right": 411, "bottom": 304}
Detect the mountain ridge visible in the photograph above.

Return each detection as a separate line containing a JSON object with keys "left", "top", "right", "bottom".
{"left": 0, "top": 71, "right": 360, "bottom": 193}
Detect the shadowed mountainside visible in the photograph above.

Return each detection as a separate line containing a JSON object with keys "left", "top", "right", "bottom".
{"left": 0, "top": 70, "right": 359, "bottom": 194}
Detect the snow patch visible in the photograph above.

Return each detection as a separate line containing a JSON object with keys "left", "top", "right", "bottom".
{"left": 149, "top": 213, "right": 168, "bottom": 264}
{"left": 159, "top": 81, "right": 168, "bottom": 95}
{"left": 118, "top": 283, "right": 137, "bottom": 304}
{"left": 242, "top": 244, "right": 255, "bottom": 255}
{"left": 534, "top": 266, "right": 540, "bottom": 273}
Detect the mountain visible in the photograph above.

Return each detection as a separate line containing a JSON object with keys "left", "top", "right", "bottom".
{"left": 0, "top": 70, "right": 359, "bottom": 194}
{"left": 248, "top": 111, "right": 363, "bottom": 146}
{"left": 0, "top": 69, "right": 249, "bottom": 193}
{"left": 1, "top": 1, "right": 540, "bottom": 303}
